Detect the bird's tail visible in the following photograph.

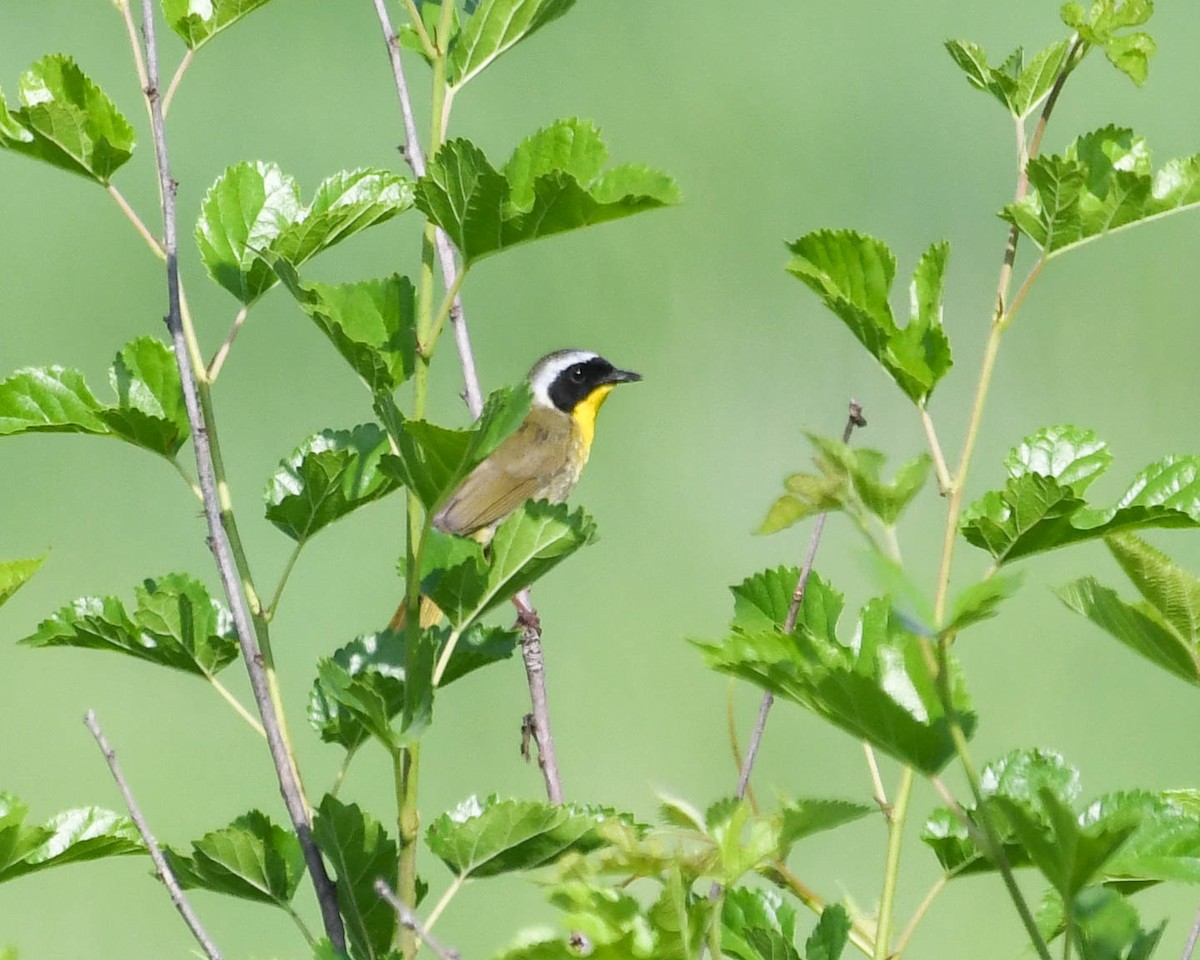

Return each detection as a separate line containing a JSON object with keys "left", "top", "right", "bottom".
{"left": 388, "top": 595, "right": 445, "bottom": 632}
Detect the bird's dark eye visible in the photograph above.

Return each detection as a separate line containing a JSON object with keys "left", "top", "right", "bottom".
{"left": 570, "top": 365, "right": 586, "bottom": 382}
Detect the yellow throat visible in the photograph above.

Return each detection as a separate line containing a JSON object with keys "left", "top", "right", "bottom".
{"left": 571, "top": 383, "right": 615, "bottom": 456}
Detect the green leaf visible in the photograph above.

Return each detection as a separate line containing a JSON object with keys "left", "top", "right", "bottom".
{"left": 0, "top": 367, "right": 109, "bottom": 436}
{"left": 729, "top": 568, "right": 844, "bottom": 641}
{"left": 163, "top": 0, "right": 274, "bottom": 51}
{"left": 196, "top": 162, "right": 413, "bottom": 304}
{"left": 810, "top": 436, "right": 932, "bottom": 526}
{"left": 962, "top": 426, "right": 1200, "bottom": 564}
{"left": 743, "top": 929, "right": 800, "bottom": 960}
{"left": 943, "top": 571, "right": 1024, "bottom": 635}
{"left": 0, "top": 339, "right": 189, "bottom": 459}
{"left": 945, "top": 40, "right": 1070, "bottom": 118}
{"left": 164, "top": 811, "right": 303, "bottom": 908}
{"left": 21, "top": 573, "right": 238, "bottom": 679}
{"left": 805, "top": 904, "right": 851, "bottom": 960}
{"left": 264, "top": 424, "right": 400, "bottom": 542}
{"left": 696, "top": 577, "right": 975, "bottom": 774}
{"left": 777, "top": 799, "right": 872, "bottom": 849}
{"left": 378, "top": 383, "right": 532, "bottom": 511}
{"left": 786, "top": 232, "right": 952, "bottom": 404}
{"left": 0, "top": 797, "right": 143, "bottom": 884}
{"left": 1002, "top": 127, "right": 1200, "bottom": 257}
{"left": 0, "top": 56, "right": 135, "bottom": 184}
{"left": 922, "top": 748, "right": 1087, "bottom": 877}
{"left": 722, "top": 887, "right": 799, "bottom": 960}
{"left": 309, "top": 625, "right": 517, "bottom": 749}
{"left": 1061, "top": 0, "right": 1156, "bottom": 85}
{"left": 1057, "top": 534, "right": 1200, "bottom": 687}
{"left": 448, "top": 0, "right": 577, "bottom": 89}
{"left": 313, "top": 796, "right": 397, "bottom": 960}
{"left": 1070, "top": 887, "right": 1165, "bottom": 960}
{"left": 99, "top": 337, "right": 190, "bottom": 456}
{"left": 426, "top": 795, "right": 611, "bottom": 879}
{"left": 275, "top": 264, "right": 417, "bottom": 392}
{"left": 0, "top": 555, "right": 45, "bottom": 608}
{"left": 429, "top": 501, "right": 597, "bottom": 630}
{"left": 415, "top": 120, "right": 678, "bottom": 266}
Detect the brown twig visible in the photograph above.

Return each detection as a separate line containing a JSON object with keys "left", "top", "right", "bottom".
{"left": 734, "top": 399, "right": 866, "bottom": 800}
{"left": 84, "top": 710, "right": 223, "bottom": 960}
{"left": 376, "top": 879, "right": 463, "bottom": 960}
{"left": 370, "top": 0, "right": 561, "bottom": 803}
{"left": 136, "top": 0, "right": 345, "bottom": 948}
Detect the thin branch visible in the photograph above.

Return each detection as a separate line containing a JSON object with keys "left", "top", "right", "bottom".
{"left": 107, "top": 184, "right": 166, "bottom": 261}
{"left": 1182, "top": 903, "right": 1200, "bottom": 960}
{"left": 734, "top": 399, "right": 867, "bottom": 800}
{"left": 422, "top": 873, "right": 467, "bottom": 935}
{"left": 162, "top": 48, "right": 193, "bottom": 117}
{"left": 772, "top": 863, "right": 876, "bottom": 957}
{"left": 893, "top": 875, "right": 947, "bottom": 957}
{"left": 724, "top": 680, "right": 758, "bottom": 813}
{"left": 376, "top": 879, "right": 462, "bottom": 960}
{"left": 136, "top": 1, "right": 345, "bottom": 948}
{"left": 209, "top": 676, "right": 267, "bottom": 737}
{"left": 84, "top": 710, "right": 224, "bottom": 960}
{"left": 862, "top": 742, "right": 889, "bottom": 814}
{"left": 918, "top": 405, "right": 951, "bottom": 495}
{"left": 206, "top": 305, "right": 250, "bottom": 382}
{"left": 115, "top": 0, "right": 149, "bottom": 97}
{"left": 264, "top": 539, "right": 305, "bottom": 621}
{"left": 369, "top": 0, "right": 484, "bottom": 417}
{"left": 516, "top": 593, "right": 564, "bottom": 804}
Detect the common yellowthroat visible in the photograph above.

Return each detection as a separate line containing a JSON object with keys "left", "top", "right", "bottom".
{"left": 391, "top": 349, "right": 641, "bottom": 630}
{"left": 434, "top": 349, "right": 642, "bottom": 541}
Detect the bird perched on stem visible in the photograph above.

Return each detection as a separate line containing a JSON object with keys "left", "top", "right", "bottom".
{"left": 391, "top": 349, "right": 641, "bottom": 630}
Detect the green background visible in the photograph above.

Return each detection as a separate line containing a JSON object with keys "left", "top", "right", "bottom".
{"left": 3, "top": 2, "right": 1200, "bottom": 957}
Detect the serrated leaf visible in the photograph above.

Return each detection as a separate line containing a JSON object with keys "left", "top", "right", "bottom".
{"left": 99, "top": 337, "right": 190, "bottom": 456}
{"left": 275, "top": 264, "right": 416, "bottom": 392}
{"left": 309, "top": 624, "right": 516, "bottom": 749}
{"left": 196, "top": 162, "right": 413, "bottom": 304}
{"left": 427, "top": 795, "right": 611, "bottom": 879}
{"left": 0, "top": 555, "right": 45, "bottom": 608}
{"left": 729, "top": 567, "right": 844, "bottom": 641}
{"left": 0, "top": 339, "right": 189, "bottom": 460}
{"left": 1061, "top": 0, "right": 1156, "bottom": 85}
{"left": 962, "top": 427, "right": 1200, "bottom": 564}
{"left": 1072, "top": 886, "right": 1165, "bottom": 960}
{"left": 943, "top": 571, "right": 1024, "bottom": 635}
{"left": 448, "top": 0, "right": 577, "bottom": 89}
{"left": 1058, "top": 533, "right": 1200, "bottom": 687}
{"left": 0, "top": 56, "right": 135, "bottom": 184}
{"left": 429, "top": 501, "right": 597, "bottom": 631}
{"left": 1002, "top": 127, "right": 1199, "bottom": 256}
{"left": 415, "top": 120, "right": 678, "bottom": 266}
{"left": 807, "top": 436, "right": 932, "bottom": 526}
{"left": 786, "top": 232, "right": 952, "bottom": 403}
{"left": 0, "top": 800, "right": 143, "bottom": 883}
{"left": 805, "top": 904, "right": 851, "bottom": 960}
{"left": 163, "top": 0, "right": 274, "bottom": 51}
{"left": 313, "top": 796, "right": 397, "bottom": 960}
{"left": 697, "top": 583, "right": 975, "bottom": 774}
{"left": 21, "top": 573, "right": 238, "bottom": 679}
{"left": 722, "top": 887, "right": 799, "bottom": 960}
{"left": 922, "top": 748, "right": 1083, "bottom": 876}
{"left": 0, "top": 367, "right": 109, "bottom": 436}
{"left": 777, "top": 799, "right": 871, "bottom": 850}
{"left": 164, "top": 811, "right": 303, "bottom": 907}
{"left": 945, "top": 39, "right": 1070, "bottom": 118}
{"left": 264, "top": 424, "right": 400, "bottom": 542}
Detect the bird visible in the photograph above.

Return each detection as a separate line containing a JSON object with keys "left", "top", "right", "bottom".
{"left": 391, "top": 349, "right": 641, "bottom": 630}
{"left": 433, "top": 349, "right": 642, "bottom": 541}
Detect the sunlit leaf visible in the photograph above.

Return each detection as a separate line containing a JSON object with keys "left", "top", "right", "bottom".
{"left": 164, "top": 811, "right": 303, "bottom": 908}
{"left": 0, "top": 56, "right": 135, "bottom": 184}
{"left": 313, "top": 796, "right": 397, "bottom": 960}
{"left": 275, "top": 263, "right": 417, "bottom": 392}
{"left": 0, "top": 796, "right": 143, "bottom": 884}
{"left": 786, "top": 232, "right": 951, "bottom": 404}
{"left": 196, "top": 162, "right": 413, "bottom": 304}
{"left": 943, "top": 572, "right": 1024, "bottom": 635}
{"left": 0, "top": 367, "right": 108, "bottom": 436}
{"left": 944, "top": 39, "right": 1070, "bottom": 118}
{"left": 427, "top": 795, "right": 612, "bottom": 878}
{"left": 1061, "top": 0, "right": 1156, "bottom": 85}
{"left": 1002, "top": 128, "right": 1200, "bottom": 257}
{"left": 163, "top": 0, "right": 274, "bottom": 51}
{"left": 696, "top": 574, "right": 975, "bottom": 774}
{"left": 415, "top": 120, "right": 678, "bottom": 265}
{"left": 21, "top": 573, "right": 238, "bottom": 678}
{"left": 264, "top": 424, "right": 400, "bottom": 542}
{"left": 962, "top": 426, "right": 1200, "bottom": 564}
{"left": 722, "top": 887, "right": 799, "bottom": 960}
{"left": 449, "top": 0, "right": 577, "bottom": 89}
{"left": 0, "top": 555, "right": 45, "bottom": 608}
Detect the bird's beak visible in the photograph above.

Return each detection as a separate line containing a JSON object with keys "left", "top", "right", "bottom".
{"left": 603, "top": 367, "right": 642, "bottom": 385}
